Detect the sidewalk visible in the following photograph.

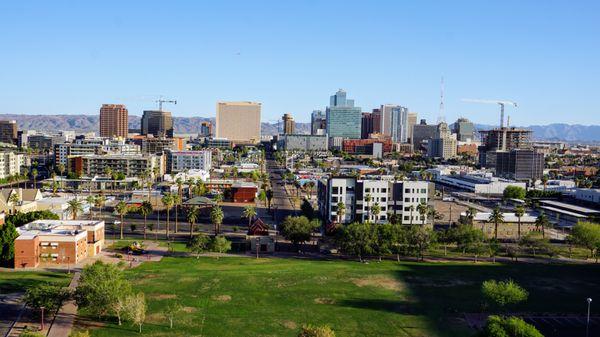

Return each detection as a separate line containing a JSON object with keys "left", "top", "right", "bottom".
{"left": 46, "top": 272, "right": 81, "bottom": 337}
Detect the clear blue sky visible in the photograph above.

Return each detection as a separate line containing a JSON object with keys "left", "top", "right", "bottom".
{"left": 1, "top": 1, "right": 599, "bottom": 125}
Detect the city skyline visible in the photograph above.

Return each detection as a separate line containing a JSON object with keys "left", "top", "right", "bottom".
{"left": 1, "top": 1, "right": 599, "bottom": 125}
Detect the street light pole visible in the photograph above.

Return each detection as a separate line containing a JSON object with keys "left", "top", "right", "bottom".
{"left": 587, "top": 297, "right": 593, "bottom": 337}
{"left": 40, "top": 306, "right": 45, "bottom": 331}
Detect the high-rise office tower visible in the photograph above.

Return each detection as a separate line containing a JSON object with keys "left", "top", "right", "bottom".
{"left": 380, "top": 104, "right": 409, "bottom": 143}
{"left": 406, "top": 112, "right": 417, "bottom": 144}
{"left": 453, "top": 117, "right": 475, "bottom": 141}
{"left": 311, "top": 110, "right": 327, "bottom": 135}
{"left": 216, "top": 101, "right": 261, "bottom": 144}
{"left": 99, "top": 104, "right": 129, "bottom": 139}
{"left": 0, "top": 120, "right": 17, "bottom": 145}
{"left": 412, "top": 119, "right": 438, "bottom": 151}
{"left": 200, "top": 121, "right": 212, "bottom": 137}
{"left": 360, "top": 109, "right": 382, "bottom": 139}
{"left": 427, "top": 122, "right": 457, "bottom": 159}
{"left": 326, "top": 89, "right": 362, "bottom": 139}
{"left": 141, "top": 110, "right": 174, "bottom": 138}
{"left": 282, "top": 113, "right": 295, "bottom": 134}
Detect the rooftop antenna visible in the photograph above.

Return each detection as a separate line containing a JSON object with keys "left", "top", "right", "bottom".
{"left": 437, "top": 76, "right": 446, "bottom": 123}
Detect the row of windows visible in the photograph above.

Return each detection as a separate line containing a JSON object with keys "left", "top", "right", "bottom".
{"left": 405, "top": 188, "right": 427, "bottom": 194}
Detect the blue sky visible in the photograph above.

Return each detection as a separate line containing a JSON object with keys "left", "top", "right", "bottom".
{"left": 1, "top": 1, "right": 599, "bottom": 125}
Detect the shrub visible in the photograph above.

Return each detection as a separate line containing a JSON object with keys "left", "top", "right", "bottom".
{"left": 299, "top": 325, "right": 336, "bottom": 337}
{"left": 480, "top": 315, "right": 543, "bottom": 337}
{"left": 482, "top": 279, "right": 528, "bottom": 309}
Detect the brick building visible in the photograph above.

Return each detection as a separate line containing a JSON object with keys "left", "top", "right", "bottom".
{"left": 14, "top": 220, "right": 105, "bottom": 268}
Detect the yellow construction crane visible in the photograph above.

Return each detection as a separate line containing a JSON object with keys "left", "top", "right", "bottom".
{"left": 461, "top": 98, "right": 517, "bottom": 129}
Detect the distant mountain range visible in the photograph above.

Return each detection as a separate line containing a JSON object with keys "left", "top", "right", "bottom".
{"left": 1, "top": 114, "right": 598, "bottom": 142}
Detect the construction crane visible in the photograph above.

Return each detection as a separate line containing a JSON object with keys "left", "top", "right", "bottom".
{"left": 156, "top": 98, "right": 177, "bottom": 111}
{"left": 461, "top": 98, "right": 517, "bottom": 129}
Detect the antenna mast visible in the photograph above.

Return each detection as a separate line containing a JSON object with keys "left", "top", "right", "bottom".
{"left": 438, "top": 76, "right": 445, "bottom": 123}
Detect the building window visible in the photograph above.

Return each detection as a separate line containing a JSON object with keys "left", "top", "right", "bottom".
{"left": 405, "top": 188, "right": 410, "bottom": 193}
{"left": 404, "top": 198, "right": 410, "bottom": 202}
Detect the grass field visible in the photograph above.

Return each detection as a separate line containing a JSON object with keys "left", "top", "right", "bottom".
{"left": 0, "top": 270, "right": 71, "bottom": 293}
{"left": 76, "top": 256, "right": 600, "bottom": 337}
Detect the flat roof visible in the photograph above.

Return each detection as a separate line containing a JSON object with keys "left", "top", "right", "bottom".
{"left": 539, "top": 200, "right": 600, "bottom": 214}
{"left": 539, "top": 206, "right": 588, "bottom": 218}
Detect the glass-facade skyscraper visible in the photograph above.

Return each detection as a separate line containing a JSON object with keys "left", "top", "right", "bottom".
{"left": 326, "top": 89, "right": 362, "bottom": 139}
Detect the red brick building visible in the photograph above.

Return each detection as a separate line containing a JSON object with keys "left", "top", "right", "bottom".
{"left": 230, "top": 182, "right": 258, "bottom": 203}
{"left": 14, "top": 220, "right": 105, "bottom": 269}
{"left": 342, "top": 138, "right": 393, "bottom": 155}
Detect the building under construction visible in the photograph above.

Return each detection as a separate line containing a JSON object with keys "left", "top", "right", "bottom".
{"left": 478, "top": 127, "right": 532, "bottom": 167}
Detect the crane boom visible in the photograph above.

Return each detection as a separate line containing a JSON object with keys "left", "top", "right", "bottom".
{"left": 461, "top": 98, "right": 517, "bottom": 128}
{"left": 156, "top": 98, "right": 177, "bottom": 111}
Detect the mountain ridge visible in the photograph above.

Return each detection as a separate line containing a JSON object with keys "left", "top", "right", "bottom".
{"left": 1, "top": 114, "right": 598, "bottom": 142}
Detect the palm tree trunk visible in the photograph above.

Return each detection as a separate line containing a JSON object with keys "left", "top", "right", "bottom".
{"left": 120, "top": 214, "right": 124, "bottom": 239}
{"left": 166, "top": 209, "right": 170, "bottom": 238}
{"left": 175, "top": 205, "right": 178, "bottom": 233}
{"left": 189, "top": 221, "right": 194, "bottom": 238}
{"left": 144, "top": 215, "right": 147, "bottom": 240}
{"left": 518, "top": 218, "right": 521, "bottom": 239}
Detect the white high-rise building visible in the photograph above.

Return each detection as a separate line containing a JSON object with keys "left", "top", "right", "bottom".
{"left": 380, "top": 104, "right": 409, "bottom": 143}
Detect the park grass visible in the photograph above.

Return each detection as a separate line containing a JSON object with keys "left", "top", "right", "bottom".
{"left": 80, "top": 256, "right": 600, "bottom": 337}
{"left": 0, "top": 270, "right": 71, "bottom": 293}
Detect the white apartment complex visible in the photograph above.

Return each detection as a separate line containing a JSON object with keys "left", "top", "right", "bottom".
{"left": 0, "top": 152, "right": 23, "bottom": 179}
{"left": 166, "top": 150, "right": 212, "bottom": 173}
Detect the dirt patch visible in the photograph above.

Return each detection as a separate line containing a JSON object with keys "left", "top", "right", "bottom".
{"left": 314, "top": 297, "right": 336, "bottom": 305}
{"left": 213, "top": 294, "right": 232, "bottom": 302}
{"left": 145, "top": 313, "right": 163, "bottom": 323}
{"left": 281, "top": 320, "right": 298, "bottom": 329}
{"left": 352, "top": 275, "right": 404, "bottom": 292}
{"left": 151, "top": 294, "right": 178, "bottom": 300}
{"left": 182, "top": 306, "right": 197, "bottom": 313}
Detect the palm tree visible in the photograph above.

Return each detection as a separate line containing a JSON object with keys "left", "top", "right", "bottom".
{"left": 541, "top": 175, "right": 549, "bottom": 191}
{"left": 210, "top": 205, "right": 224, "bottom": 235}
{"left": 95, "top": 195, "right": 106, "bottom": 219}
{"left": 104, "top": 167, "right": 113, "bottom": 191}
{"left": 465, "top": 207, "right": 477, "bottom": 226}
{"left": 408, "top": 205, "right": 415, "bottom": 225}
{"left": 336, "top": 201, "right": 346, "bottom": 224}
{"left": 514, "top": 205, "right": 525, "bottom": 240}
{"left": 243, "top": 205, "right": 257, "bottom": 228}
{"left": 176, "top": 177, "right": 184, "bottom": 200}
{"left": 8, "top": 192, "right": 20, "bottom": 215}
{"left": 417, "top": 202, "right": 429, "bottom": 226}
{"left": 31, "top": 168, "right": 38, "bottom": 189}
{"left": 67, "top": 198, "right": 84, "bottom": 220}
{"left": 364, "top": 193, "right": 372, "bottom": 222}
{"left": 115, "top": 201, "right": 129, "bottom": 240}
{"left": 172, "top": 194, "right": 182, "bottom": 233}
{"left": 370, "top": 202, "right": 381, "bottom": 223}
{"left": 138, "top": 201, "right": 153, "bottom": 240}
{"left": 86, "top": 195, "right": 96, "bottom": 220}
{"left": 51, "top": 172, "right": 58, "bottom": 195}
{"left": 488, "top": 207, "right": 504, "bottom": 240}
{"left": 161, "top": 193, "right": 175, "bottom": 239}
{"left": 535, "top": 212, "right": 550, "bottom": 239}
{"left": 214, "top": 193, "right": 223, "bottom": 205}
{"left": 187, "top": 205, "right": 200, "bottom": 238}
{"left": 57, "top": 163, "right": 66, "bottom": 188}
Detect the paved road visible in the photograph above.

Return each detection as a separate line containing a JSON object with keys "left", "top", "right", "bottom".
{"left": 266, "top": 158, "right": 296, "bottom": 223}
{"left": 0, "top": 293, "right": 24, "bottom": 337}
{"left": 46, "top": 272, "right": 80, "bottom": 337}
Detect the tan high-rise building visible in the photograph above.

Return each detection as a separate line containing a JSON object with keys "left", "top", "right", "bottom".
{"left": 216, "top": 102, "right": 261, "bottom": 144}
{"left": 282, "top": 113, "right": 295, "bottom": 134}
{"left": 407, "top": 112, "right": 417, "bottom": 143}
{"left": 99, "top": 104, "right": 128, "bottom": 139}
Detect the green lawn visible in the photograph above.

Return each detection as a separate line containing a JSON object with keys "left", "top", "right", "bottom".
{"left": 80, "top": 257, "right": 600, "bottom": 337}
{"left": 0, "top": 270, "right": 71, "bottom": 293}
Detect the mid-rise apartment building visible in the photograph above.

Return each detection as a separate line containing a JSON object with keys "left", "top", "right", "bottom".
{"left": 166, "top": 150, "right": 212, "bottom": 173}
{"left": 318, "top": 177, "right": 434, "bottom": 225}
{"left": 70, "top": 154, "right": 164, "bottom": 177}
{"left": 99, "top": 104, "right": 129, "bottom": 138}
{"left": 0, "top": 152, "right": 23, "bottom": 179}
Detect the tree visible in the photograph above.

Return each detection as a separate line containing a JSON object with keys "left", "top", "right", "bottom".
{"left": 464, "top": 207, "right": 477, "bottom": 226}
{"left": 210, "top": 205, "right": 224, "bottom": 235}
{"left": 31, "top": 168, "right": 38, "bottom": 189}
{"left": 514, "top": 205, "right": 525, "bottom": 240}
{"left": 0, "top": 222, "right": 18, "bottom": 266}
{"left": 138, "top": 201, "right": 153, "bottom": 240}
{"left": 186, "top": 205, "right": 200, "bottom": 238}
{"left": 95, "top": 195, "right": 106, "bottom": 219}
{"left": 336, "top": 202, "right": 346, "bottom": 224}
{"left": 24, "top": 283, "right": 71, "bottom": 312}
{"left": 406, "top": 225, "right": 436, "bottom": 261}
{"left": 569, "top": 222, "right": 600, "bottom": 262}
{"left": 518, "top": 232, "right": 551, "bottom": 258}
{"left": 370, "top": 202, "right": 382, "bottom": 223}
{"left": 163, "top": 301, "right": 182, "bottom": 329}
{"left": 161, "top": 193, "right": 175, "bottom": 238}
{"left": 114, "top": 201, "right": 129, "bottom": 240}
{"left": 67, "top": 198, "right": 84, "bottom": 220}
{"left": 488, "top": 207, "right": 504, "bottom": 240}
{"left": 187, "top": 234, "right": 210, "bottom": 258}
{"left": 454, "top": 225, "right": 487, "bottom": 261}
{"left": 86, "top": 196, "right": 96, "bottom": 220}
{"left": 172, "top": 194, "right": 182, "bottom": 233}
{"left": 535, "top": 212, "right": 551, "bottom": 239}
{"left": 298, "top": 325, "right": 336, "bottom": 337}
{"left": 266, "top": 189, "right": 273, "bottom": 210}
{"left": 541, "top": 174, "right": 549, "bottom": 191}
{"left": 372, "top": 223, "right": 394, "bottom": 261}
{"left": 75, "top": 261, "right": 131, "bottom": 318}
{"left": 503, "top": 185, "right": 526, "bottom": 200}
{"left": 482, "top": 279, "right": 528, "bottom": 310}
{"left": 124, "top": 292, "right": 146, "bottom": 333}
{"left": 280, "top": 216, "right": 319, "bottom": 252}
{"left": 210, "top": 235, "right": 232, "bottom": 256}
{"left": 257, "top": 189, "right": 267, "bottom": 208}
{"left": 364, "top": 193, "right": 372, "bottom": 221}
{"left": 480, "top": 315, "right": 543, "bottom": 337}
{"left": 300, "top": 199, "right": 316, "bottom": 219}
{"left": 243, "top": 205, "right": 257, "bottom": 228}
{"left": 8, "top": 192, "right": 20, "bottom": 215}
{"left": 337, "top": 222, "right": 374, "bottom": 262}
{"left": 417, "top": 202, "right": 429, "bottom": 226}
